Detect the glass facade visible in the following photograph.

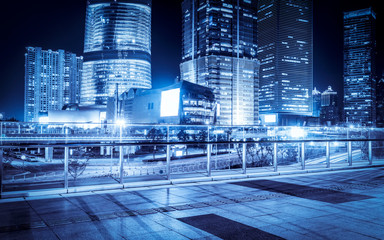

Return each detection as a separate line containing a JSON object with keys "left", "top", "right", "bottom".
{"left": 343, "top": 8, "right": 376, "bottom": 126}
{"left": 82, "top": 0, "right": 152, "bottom": 106}
{"left": 257, "top": 0, "right": 313, "bottom": 118}
{"left": 312, "top": 87, "right": 321, "bottom": 118}
{"left": 24, "top": 47, "right": 83, "bottom": 122}
{"left": 180, "top": 0, "right": 260, "bottom": 126}
{"left": 320, "top": 86, "right": 339, "bottom": 125}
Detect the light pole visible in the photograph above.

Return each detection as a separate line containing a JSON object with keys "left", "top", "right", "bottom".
{"left": 116, "top": 119, "right": 125, "bottom": 184}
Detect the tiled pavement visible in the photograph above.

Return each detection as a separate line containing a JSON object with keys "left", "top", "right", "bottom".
{"left": 0, "top": 167, "right": 383, "bottom": 240}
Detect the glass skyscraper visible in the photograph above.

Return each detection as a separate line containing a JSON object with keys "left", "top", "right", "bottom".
{"left": 82, "top": 0, "right": 152, "bottom": 106}
{"left": 343, "top": 8, "right": 376, "bottom": 126}
{"left": 257, "top": 0, "right": 313, "bottom": 124}
{"left": 24, "top": 47, "right": 83, "bottom": 122}
{"left": 180, "top": 0, "right": 260, "bottom": 126}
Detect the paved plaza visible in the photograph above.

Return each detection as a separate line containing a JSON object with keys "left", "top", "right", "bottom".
{"left": 0, "top": 167, "right": 383, "bottom": 240}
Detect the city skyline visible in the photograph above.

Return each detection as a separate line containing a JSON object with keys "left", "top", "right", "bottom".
{"left": 0, "top": 0, "right": 383, "bottom": 121}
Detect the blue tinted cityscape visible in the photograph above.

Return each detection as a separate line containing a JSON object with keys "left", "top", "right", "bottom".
{"left": 1, "top": 0, "right": 384, "bottom": 239}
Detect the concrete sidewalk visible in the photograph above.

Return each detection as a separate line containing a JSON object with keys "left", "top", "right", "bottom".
{"left": 0, "top": 167, "right": 383, "bottom": 239}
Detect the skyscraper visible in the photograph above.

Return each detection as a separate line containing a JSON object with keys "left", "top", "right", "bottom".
{"left": 312, "top": 87, "right": 321, "bottom": 118}
{"left": 320, "top": 86, "right": 339, "bottom": 125}
{"left": 343, "top": 8, "right": 376, "bottom": 126}
{"left": 82, "top": 0, "right": 152, "bottom": 106}
{"left": 24, "top": 47, "right": 83, "bottom": 122}
{"left": 376, "top": 74, "right": 384, "bottom": 127}
{"left": 180, "top": 0, "right": 260, "bottom": 125}
{"left": 257, "top": 0, "right": 313, "bottom": 125}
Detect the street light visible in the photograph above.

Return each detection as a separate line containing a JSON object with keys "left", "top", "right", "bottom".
{"left": 116, "top": 119, "right": 125, "bottom": 184}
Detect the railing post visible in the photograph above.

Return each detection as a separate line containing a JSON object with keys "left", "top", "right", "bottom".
{"left": 64, "top": 147, "right": 69, "bottom": 191}
{"left": 242, "top": 143, "right": 247, "bottom": 174}
{"left": 207, "top": 144, "right": 211, "bottom": 177}
{"left": 273, "top": 142, "right": 278, "bottom": 172}
{"left": 301, "top": 142, "right": 305, "bottom": 170}
{"left": 0, "top": 149, "right": 3, "bottom": 198}
{"left": 119, "top": 145, "right": 124, "bottom": 184}
{"left": 166, "top": 126, "right": 171, "bottom": 180}
{"left": 368, "top": 141, "right": 372, "bottom": 165}
{"left": 166, "top": 145, "right": 171, "bottom": 180}
{"left": 326, "top": 142, "right": 330, "bottom": 168}
{"left": 348, "top": 141, "right": 352, "bottom": 166}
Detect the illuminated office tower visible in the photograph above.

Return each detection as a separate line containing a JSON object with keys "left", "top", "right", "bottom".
{"left": 344, "top": 8, "right": 376, "bottom": 126}
{"left": 312, "top": 87, "right": 321, "bottom": 118}
{"left": 82, "top": 0, "right": 152, "bottom": 106}
{"left": 24, "top": 47, "right": 83, "bottom": 122}
{"left": 180, "top": 0, "right": 260, "bottom": 125}
{"left": 320, "top": 86, "right": 339, "bottom": 125}
{"left": 258, "top": 0, "right": 313, "bottom": 125}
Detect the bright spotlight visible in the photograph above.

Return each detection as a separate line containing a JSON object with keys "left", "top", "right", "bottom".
{"left": 289, "top": 127, "right": 306, "bottom": 139}
{"left": 116, "top": 119, "right": 125, "bottom": 126}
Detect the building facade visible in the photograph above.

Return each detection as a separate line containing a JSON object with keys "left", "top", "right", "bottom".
{"left": 343, "top": 8, "right": 377, "bottom": 126}
{"left": 320, "top": 86, "right": 339, "bottom": 126}
{"left": 81, "top": 0, "right": 152, "bottom": 106}
{"left": 312, "top": 87, "right": 321, "bottom": 118}
{"left": 120, "top": 81, "right": 216, "bottom": 125}
{"left": 257, "top": 0, "right": 313, "bottom": 125}
{"left": 180, "top": 0, "right": 260, "bottom": 126}
{"left": 377, "top": 75, "right": 384, "bottom": 127}
{"left": 24, "top": 47, "right": 83, "bottom": 122}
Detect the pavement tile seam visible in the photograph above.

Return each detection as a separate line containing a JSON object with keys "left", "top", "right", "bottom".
{"left": 23, "top": 200, "right": 62, "bottom": 239}
{"left": 0, "top": 190, "right": 299, "bottom": 234}
{"left": 1, "top": 168, "right": 383, "bottom": 238}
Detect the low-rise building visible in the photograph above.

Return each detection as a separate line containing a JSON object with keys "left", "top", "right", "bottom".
{"left": 120, "top": 81, "right": 216, "bottom": 125}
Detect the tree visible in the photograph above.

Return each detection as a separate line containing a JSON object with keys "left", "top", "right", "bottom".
{"left": 146, "top": 128, "right": 165, "bottom": 160}
{"left": 67, "top": 151, "right": 91, "bottom": 182}
{"left": 177, "top": 130, "right": 190, "bottom": 155}
{"left": 236, "top": 142, "right": 274, "bottom": 168}
{"left": 197, "top": 130, "right": 208, "bottom": 153}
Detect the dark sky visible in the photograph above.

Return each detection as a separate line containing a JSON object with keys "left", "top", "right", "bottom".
{"left": 0, "top": 0, "right": 382, "bottom": 121}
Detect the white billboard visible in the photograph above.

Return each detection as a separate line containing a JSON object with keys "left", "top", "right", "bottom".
{"left": 160, "top": 88, "right": 180, "bottom": 117}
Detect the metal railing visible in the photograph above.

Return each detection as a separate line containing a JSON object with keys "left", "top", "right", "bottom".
{"left": 1, "top": 135, "right": 384, "bottom": 198}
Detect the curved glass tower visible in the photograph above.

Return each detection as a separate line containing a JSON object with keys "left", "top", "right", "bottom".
{"left": 82, "top": 0, "right": 152, "bottom": 106}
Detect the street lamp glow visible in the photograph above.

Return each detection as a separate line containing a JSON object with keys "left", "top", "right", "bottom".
{"left": 116, "top": 119, "right": 125, "bottom": 126}
{"left": 289, "top": 127, "right": 306, "bottom": 139}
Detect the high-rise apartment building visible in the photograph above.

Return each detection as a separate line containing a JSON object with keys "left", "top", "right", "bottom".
{"left": 180, "top": 0, "right": 260, "bottom": 125}
{"left": 257, "top": 0, "right": 313, "bottom": 125}
{"left": 24, "top": 47, "right": 83, "bottom": 122}
{"left": 82, "top": 0, "right": 152, "bottom": 106}
{"left": 343, "top": 8, "right": 376, "bottom": 126}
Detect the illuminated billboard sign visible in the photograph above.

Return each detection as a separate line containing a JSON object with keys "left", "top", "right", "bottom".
{"left": 160, "top": 88, "right": 180, "bottom": 117}
{"left": 264, "top": 114, "right": 277, "bottom": 123}
{"left": 261, "top": 114, "right": 278, "bottom": 125}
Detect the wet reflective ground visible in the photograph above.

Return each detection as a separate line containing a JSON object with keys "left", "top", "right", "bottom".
{"left": 1, "top": 167, "right": 383, "bottom": 240}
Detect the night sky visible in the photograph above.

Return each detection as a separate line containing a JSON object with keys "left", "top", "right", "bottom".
{"left": 0, "top": 0, "right": 382, "bottom": 121}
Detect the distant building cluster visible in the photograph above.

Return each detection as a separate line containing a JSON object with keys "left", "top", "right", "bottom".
{"left": 21, "top": 0, "right": 381, "bottom": 127}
